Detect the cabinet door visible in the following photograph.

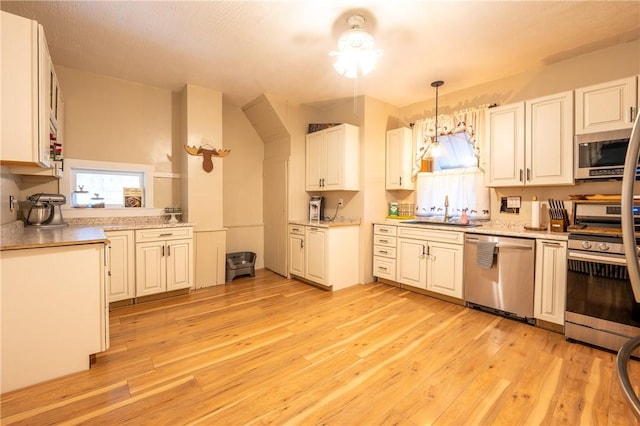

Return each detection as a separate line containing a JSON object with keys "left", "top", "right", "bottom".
{"left": 526, "top": 91, "right": 574, "bottom": 186}
{"left": 575, "top": 76, "right": 637, "bottom": 134}
{"left": 166, "top": 239, "right": 193, "bottom": 291}
{"left": 135, "top": 241, "right": 166, "bottom": 296}
{"left": 305, "top": 131, "right": 324, "bottom": 190}
{"left": 324, "top": 126, "right": 345, "bottom": 190}
{"left": 397, "top": 238, "right": 427, "bottom": 289}
{"left": 289, "top": 233, "right": 305, "bottom": 277}
{"left": 106, "top": 230, "right": 135, "bottom": 302}
{"left": 305, "top": 227, "right": 326, "bottom": 285}
{"left": 427, "top": 242, "right": 463, "bottom": 299}
{"left": 386, "top": 127, "right": 414, "bottom": 190}
{"left": 534, "top": 240, "right": 567, "bottom": 325}
{"left": 486, "top": 102, "right": 525, "bottom": 187}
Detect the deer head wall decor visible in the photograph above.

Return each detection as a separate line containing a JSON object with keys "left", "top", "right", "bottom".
{"left": 183, "top": 145, "right": 230, "bottom": 173}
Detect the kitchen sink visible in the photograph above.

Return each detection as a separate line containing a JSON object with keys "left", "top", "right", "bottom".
{"left": 402, "top": 220, "right": 481, "bottom": 228}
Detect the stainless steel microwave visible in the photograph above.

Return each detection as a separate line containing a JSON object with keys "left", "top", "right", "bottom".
{"left": 574, "top": 128, "right": 636, "bottom": 181}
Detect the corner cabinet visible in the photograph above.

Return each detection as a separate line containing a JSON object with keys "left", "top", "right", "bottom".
{"left": 105, "top": 230, "right": 135, "bottom": 303}
{"left": 288, "top": 223, "right": 359, "bottom": 290}
{"left": 1, "top": 11, "right": 63, "bottom": 176}
{"left": 534, "top": 239, "right": 567, "bottom": 326}
{"left": 486, "top": 91, "right": 574, "bottom": 187}
{"left": 575, "top": 76, "right": 638, "bottom": 134}
{"left": 135, "top": 227, "right": 194, "bottom": 297}
{"left": 386, "top": 127, "right": 414, "bottom": 190}
{"left": 305, "top": 124, "right": 360, "bottom": 191}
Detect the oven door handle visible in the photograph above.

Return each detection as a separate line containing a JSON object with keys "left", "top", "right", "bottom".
{"left": 568, "top": 250, "right": 628, "bottom": 265}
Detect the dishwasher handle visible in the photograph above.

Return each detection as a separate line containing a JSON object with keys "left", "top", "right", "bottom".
{"left": 465, "top": 237, "right": 533, "bottom": 251}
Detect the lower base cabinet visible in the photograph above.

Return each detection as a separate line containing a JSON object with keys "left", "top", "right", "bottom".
{"left": 534, "top": 239, "right": 567, "bottom": 325}
{"left": 288, "top": 223, "right": 359, "bottom": 290}
{"left": 105, "top": 230, "right": 135, "bottom": 302}
{"left": 135, "top": 227, "right": 194, "bottom": 297}
{"left": 396, "top": 226, "right": 464, "bottom": 299}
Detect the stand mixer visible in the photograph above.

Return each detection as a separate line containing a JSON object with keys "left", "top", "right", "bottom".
{"left": 19, "top": 193, "right": 68, "bottom": 228}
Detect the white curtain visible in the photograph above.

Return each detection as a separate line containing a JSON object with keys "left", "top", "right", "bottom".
{"left": 415, "top": 168, "right": 490, "bottom": 221}
{"left": 411, "top": 106, "right": 487, "bottom": 178}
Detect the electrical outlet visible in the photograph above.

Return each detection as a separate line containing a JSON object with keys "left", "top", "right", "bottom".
{"left": 338, "top": 198, "right": 344, "bottom": 207}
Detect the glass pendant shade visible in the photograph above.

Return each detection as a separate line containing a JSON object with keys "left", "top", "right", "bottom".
{"left": 329, "top": 15, "right": 382, "bottom": 79}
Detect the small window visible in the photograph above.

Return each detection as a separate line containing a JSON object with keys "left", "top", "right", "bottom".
{"left": 75, "top": 170, "right": 144, "bottom": 207}
{"left": 61, "top": 159, "right": 154, "bottom": 209}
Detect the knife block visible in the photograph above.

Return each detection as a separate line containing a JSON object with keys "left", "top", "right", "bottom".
{"left": 549, "top": 218, "right": 567, "bottom": 233}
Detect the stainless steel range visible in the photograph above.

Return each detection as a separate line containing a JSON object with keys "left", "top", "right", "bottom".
{"left": 565, "top": 201, "right": 640, "bottom": 352}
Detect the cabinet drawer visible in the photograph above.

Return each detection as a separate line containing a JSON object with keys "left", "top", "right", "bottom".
{"left": 135, "top": 227, "right": 193, "bottom": 243}
{"left": 289, "top": 224, "right": 305, "bottom": 235}
{"left": 373, "top": 235, "right": 396, "bottom": 247}
{"left": 397, "top": 226, "right": 463, "bottom": 244}
{"left": 374, "top": 224, "right": 397, "bottom": 236}
{"left": 373, "top": 257, "right": 396, "bottom": 281}
{"left": 374, "top": 245, "right": 396, "bottom": 258}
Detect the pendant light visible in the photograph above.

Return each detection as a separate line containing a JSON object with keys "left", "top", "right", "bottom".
{"left": 429, "top": 80, "right": 444, "bottom": 157}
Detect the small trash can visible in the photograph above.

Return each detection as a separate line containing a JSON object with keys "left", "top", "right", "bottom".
{"left": 226, "top": 251, "right": 256, "bottom": 282}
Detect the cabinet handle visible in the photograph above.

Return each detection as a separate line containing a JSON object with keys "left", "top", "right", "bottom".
{"left": 162, "top": 246, "right": 165, "bottom": 257}
{"left": 300, "top": 240, "right": 304, "bottom": 249}
{"left": 526, "top": 168, "right": 531, "bottom": 181}
{"left": 399, "top": 177, "right": 402, "bottom": 186}
{"left": 421, "top": 245, "right": 427, "bottom": 256}
{"left": 379, "top": 250, "right": 388, "bottom": 254}
{"left": 309, "top": 227, "right": 319, "bottom": 231}
{"left": 519, "top": 169, "right": 524, "bottom": 182}
{"left": 379, "top": 228, "right": 389, "bottom": 233}
{"left": 167, "top": 245, "right": 171, "bottom": 256}
{"left": 631, "top": 106, "right": 636, "bottom": 122}
{"left": 378, "top": 266, "right": 388, "bottom": 271}
{"left": 159, "top": 233, "right": 173, "bottom": 237}
{"left": 379, "top": 239, "right": 389, "bottom": 243}
{"left": 542, "top": 241, "right": 562, "bottom": 247}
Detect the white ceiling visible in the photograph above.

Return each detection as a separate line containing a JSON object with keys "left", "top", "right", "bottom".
{"left": 2, "top": 1, "right": 639, "bottom": 108}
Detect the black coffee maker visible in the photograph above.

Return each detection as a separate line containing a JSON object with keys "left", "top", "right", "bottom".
{"left": 309, "top": 196, "right": 324, "bottom": 221}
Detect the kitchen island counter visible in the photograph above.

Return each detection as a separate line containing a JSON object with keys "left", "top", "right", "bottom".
{"left": 0, "top": 220, "right": 195, "bottom": 251}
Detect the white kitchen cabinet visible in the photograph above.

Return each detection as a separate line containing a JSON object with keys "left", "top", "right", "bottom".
{"left": 534, "top": 239, "right": 567, "bottom": 326}
{"left": 575, "top": 76, "right": 638, "bottom": 134}
{"left": 105, "top": 230, "right": 135, "bottom": 303}
{"left": 305, "top": 124, "right": 360, "bottom": 191}
{"left": 305, "top": 226, "right": 327, "bottom": 284}
{"left": 426, "top": 240, "right": 464, "bottom": 299}
{"left": 396, "top": 226, "right": 464, "bottom": 299}
{"left": 289, "top": 223, "right": 359, "bottom": 290}
{"left": 386, "top": 128, "right": 414, "bottom": 190}
{"left": 1, "top": 11, "right": 62, "bottom": 175}
{"left": 486, "top": 91, "right": 574, "bottom": 187}
{"left": 486, "top": 102, "right": 525, "bottom": 187}
{"left": 135, "top": 227, "right": 193, "bottom": 297}
{"left": 288, "top": 224, "right": 305, "bottom": 278}
{"left": 525, "top": 91, "right": 574, "bottom": 186}
{"left": 373, "top": 224, "right": 397, "bottom": 281}
{"left": 1, "top": 243, "right": 108, "bottom": 393}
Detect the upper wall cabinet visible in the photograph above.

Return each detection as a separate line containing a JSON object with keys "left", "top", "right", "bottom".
{"left": 306, "top": 123, "right": 360, "bottom": 191}
{"left": 386, "top": 127, "right": 414, "bottom": 190}
{"left": 1, "top": 11, "right": 63, "bottom": 176}
{"left": 486, "top": 91, "right": 574, "bottom": 187}
{"left": 575, "top": 76, "right": 638, "bottom": 134}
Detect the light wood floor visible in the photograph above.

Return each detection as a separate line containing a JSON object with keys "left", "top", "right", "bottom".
{"left": 2, "top": 269, "right": 640, "bottom": 425}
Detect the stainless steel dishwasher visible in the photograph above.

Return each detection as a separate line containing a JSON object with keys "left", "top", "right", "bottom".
{"left": 463, "top": 234, "right": 535, "bottom": 324}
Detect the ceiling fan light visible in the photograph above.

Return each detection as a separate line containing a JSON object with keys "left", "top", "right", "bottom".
{"left": 329, "top": 15, "right": 382, "bottom": 79}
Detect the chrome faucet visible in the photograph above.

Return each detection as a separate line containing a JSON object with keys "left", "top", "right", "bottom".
{"left": 443, "top": 195, "right": 451, "bottom": 222}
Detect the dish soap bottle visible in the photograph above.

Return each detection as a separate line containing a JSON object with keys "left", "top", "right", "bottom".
{"left": 460, "top": 209, "right": 469, "bottom": 225}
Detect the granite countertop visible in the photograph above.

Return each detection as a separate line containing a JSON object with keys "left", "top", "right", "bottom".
{"left": 0, "top": 219, "right": 194, "bottom": 251}
{"left": 378, "top": 219, "right": 569, "bottom": 241}
{"left": 289, "top": 217, "right": 361, "bottom": 228}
